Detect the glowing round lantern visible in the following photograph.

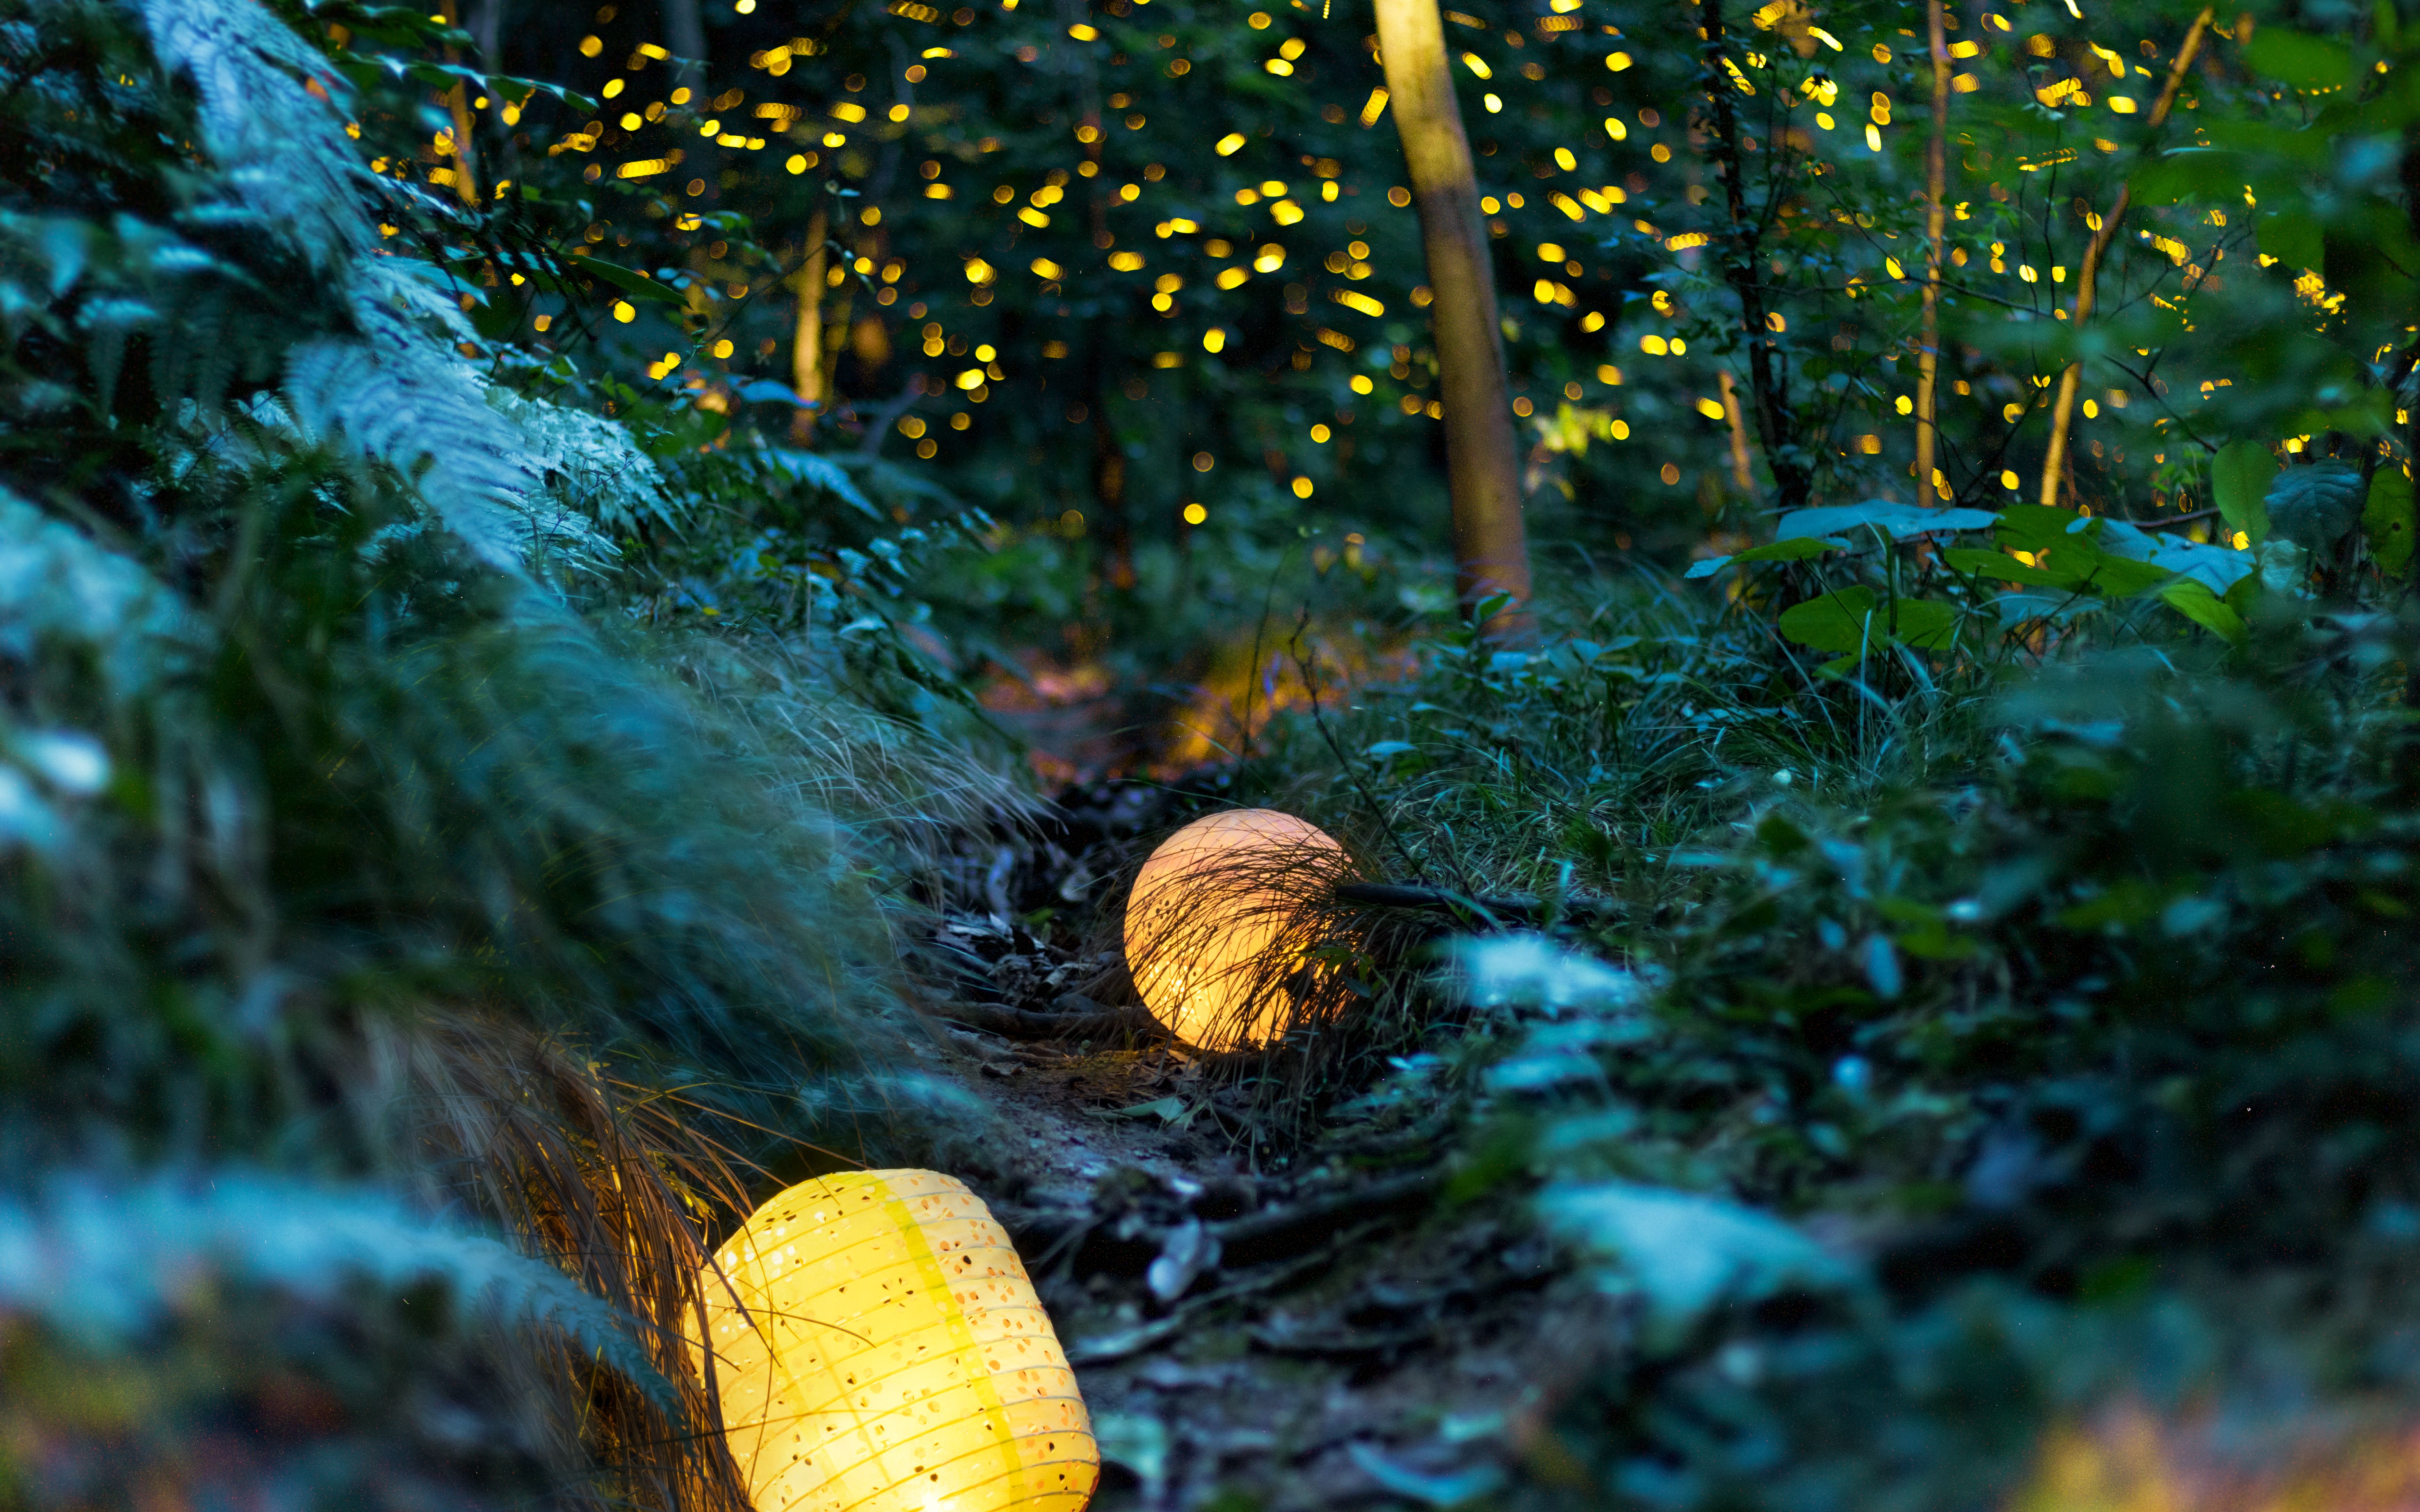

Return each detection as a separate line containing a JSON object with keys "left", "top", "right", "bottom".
{"left": 700, "top": 1169, "right": 1098, "bottom": 1512}
{"left": 1122, "top": 808, "right": 1347, "bottom": 1049}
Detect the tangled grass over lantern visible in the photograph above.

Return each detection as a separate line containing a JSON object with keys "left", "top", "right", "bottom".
{"left": 1115, "top": 811, "right": 1454, "bottom": 1128}
{"left": 1122, "top": 810, "right": 1355, "bottom": 1050}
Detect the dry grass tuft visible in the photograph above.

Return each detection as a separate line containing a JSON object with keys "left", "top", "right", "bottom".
{"left": 372, "top": 1014, "right": 767, "bottom": 1512}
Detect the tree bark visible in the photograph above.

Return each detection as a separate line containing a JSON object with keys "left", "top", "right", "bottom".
{"left": 661, "top": 0, "right": 717, "bottom": 205}
{"left": 790, "top": 208, "right": 829, "bottom": 439}
{"left": 1093, "top": 401, "right": 1137, "bottom": 590}
{"left": 1373, "top": 0, "right": 1531, "bottom": 636}
{"left": 1914, "top": 0, "right": 1949, "bottom": 505}
{"left": 435, "top": 0, "right": 479, "bottom": 204}
{"left": 1699, "top": 0, "right": 1808, "bottom": 514}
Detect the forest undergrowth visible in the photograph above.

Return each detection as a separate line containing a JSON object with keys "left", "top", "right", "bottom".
{"left": 5, "top": 0, "right": 2420, "bottom": 1510}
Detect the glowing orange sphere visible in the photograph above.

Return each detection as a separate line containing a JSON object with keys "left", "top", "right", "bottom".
{"left": 1122, "top": 809, "right": 1345, "bottom": 1049}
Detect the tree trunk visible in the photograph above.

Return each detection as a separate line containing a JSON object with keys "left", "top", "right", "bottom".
{"left": 1699, "top": 0, "right": 1809, "bottom": 515}
{"left": 1094, "top": 404, "right": 1136, "bottom": 591}
{"left": 434, "top": 0, "right": 479, "bottom": 204}
{"left": 661, "top": 0, "right": 716, "bottom": 205}
{"left": 790, "top": 209, "right": 829, "bottom": 440}
{"left": 662, "top": 0, "right": 706, "bottom": 81}
{"left": 1914, "top": 0, "right": 1949, "bottom": 505}
{"left": 1373, "top": 0, "right": 1531, "bottom": 636}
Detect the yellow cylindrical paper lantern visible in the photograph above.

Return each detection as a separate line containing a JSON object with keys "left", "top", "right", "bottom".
{"left": 1122, "top": 808, "right": 1346, "bottom": 1049}
{"left": 701, "top": 1170, "right": 1097, "bottom": 1512}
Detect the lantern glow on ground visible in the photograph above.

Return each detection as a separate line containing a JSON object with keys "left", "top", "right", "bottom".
{"left": 1122, "top": 809, "right": 1346, "bottom": 1049}
{"left": 701, "top": 1169, "right": 1097, "bottom": 1512}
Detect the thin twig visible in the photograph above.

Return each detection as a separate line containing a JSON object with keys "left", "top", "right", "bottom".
{"left": 2039, "top": 8, "right": 2217, "bottom": 507}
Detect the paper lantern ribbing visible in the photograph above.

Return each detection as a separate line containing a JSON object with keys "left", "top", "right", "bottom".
{"left": 1122, "top": 808, "right": 1346, "bottom": 1049}
{"left": 701, "top": 1170, "right": 1097, "bottom": 1512}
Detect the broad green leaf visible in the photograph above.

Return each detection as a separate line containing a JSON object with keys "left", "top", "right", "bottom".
{"left": 1683, "top": 536, "right": 1842, "bottom": 578}
{"left": 2084, "top": 555, "right": 2179, "bottom": 598}
{"left": 1777, "top": 501, "right": 1998, "bottom": 541}
{"left": 1891, "top": 599, "right": 1958, "bottom": 650}
{"left": 1736, "top": 537, "right": 1846, "bottom": 562}
{"left": 1778, "top": 587, "right": 1884, "bottom": 654}
{"left": 2365, "top": 466, "right": 2415, "bottom": 576}
{"left": 1942, "top": 546, "right": 2066, "bottom": 587}
{"left": 2158, "top": 579, "right": 2247, "bottom": 647}
{"left": 2265, "top": 461, "right": 2366, "bottom": 551}
{"left": 2258, "top": 211, "right": 2325, "bottom": 274}
{"left": 2244, "top": 27, "right": 2355, "bottom": 88}
{"left": 1780, "top": 588, "right": 1958, "bottom": 654}
{"left": 2211, "top": 441, "right": 2279, "bottom": 547}
{"left": 568, "top": 255, "right": 686, "bottom": 305}
{"left": 1539, "top": 1181, "right": 1858, "bottom": 1351}
{"left": 1992, "top": 505, "right": 2092, "bottom": 556}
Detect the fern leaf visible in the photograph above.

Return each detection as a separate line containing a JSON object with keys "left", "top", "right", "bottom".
{"left": 0, "top": 486, "right": 194, "bottom": 697}
{"left": 287, "top": 265, "right": 618, "bottom": 577}
{"left": 0, "top": 1172, "right": 677, "bottom": 1409}
{"left": 487, "top": 388, "right": 677, "bottom": 536}
{"left": 137, "top": 0, "right": 371, "bottom": 269}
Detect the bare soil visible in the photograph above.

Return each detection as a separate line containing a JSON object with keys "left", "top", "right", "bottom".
{"left": 915, "top": 787, "right": 1607, "bottom": 1511}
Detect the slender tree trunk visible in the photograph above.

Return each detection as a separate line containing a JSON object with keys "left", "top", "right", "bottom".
{"left": 435, "top": 0, "right": 479, "bottom": 204}
{"left": 1914, "top": 0, "right": 1949, "bottom": 504}
{"left": 1373, "top": 0, "right": 1531, "bottom": 635}
{"left": 466, "top": 0, "right": 506, "bottom": 67}
{"left": 662, "top": 0, "right": 706, "bottom": 81}
{"left": 1718, "top": 371, "right": 1753, "bottom": 491}
{"left": 1094, "top": 407, "right": 1136, "bottom": 590}
{"left": 661, "top": 0, "right": 717, "bottom": 205}
{"left": 2039, "top": 7, "right": 2212, "bottom": 506}
{"left": 1700, "top": 0, "right": 1808, "bottom": 514}
{"left": 790, "top": 209, "right": 828, "bottom": 439}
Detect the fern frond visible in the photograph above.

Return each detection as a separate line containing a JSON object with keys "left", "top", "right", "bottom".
{"left": 488, "top": 388, "right": 677, "bottom": 537}
{"left": 287, "top": 263, "right": 619, "bottom": 577}
{"left": 136, "top": 0, "right": 371, "bottom": 269}
{"left": 0, "top": 484, "right": 194, "bottom": 699}
{"left": 0, "top": 1171, "right": 677, "bottom": 1409}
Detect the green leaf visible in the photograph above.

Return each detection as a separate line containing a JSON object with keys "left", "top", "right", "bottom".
{"left": 1683, "top": 536, "right": 1841, "bottom": 578}
{"left": 2266, "top": 461, "right": 2366, "bottom": 551}
{"left": 2158, "top": 579, "right": 2247, "bottom": 646}
{"left": 2258, "top": 211, "right": 2326, "bottom": 273}
{"left": 1992, "top": 505, "right": 2091, "bottom": 556}
{"left": 2212, "top": 441, "right": 2279, "bottom": 547}
{"left": 568, "top": 255, "right": 686, "bottom": 305}
{"left": 1942, "top": 546, "right": 2066, "bottom": 587}
{"left": 1778, "top": 587, "right": 1885, "bottom": 654}
{"left": 1539, "top": 1181, "right": 1858, "bottom": 1352}
{"left": 1776, "top": 592, "right": 1958, "bottom": 655}
{"left": 2365, "top": 466, "right": 2415, "bottom": 576}
{"left": 1891, "top": 598, "right": 1958, "bottom": 650}
{"left": 2130, "top": 148, "right": 2252, "bottom": 205}
{"left": 2244, "top": 27, "right": 2355, "bottom": 88}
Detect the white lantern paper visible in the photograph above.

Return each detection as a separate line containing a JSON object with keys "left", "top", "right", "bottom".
{"left": 700, "top": 1169, "right": 1097, "bottom": 1512}
{"left": 1122, "top": 808, "right": 1346, "bottom": 1049}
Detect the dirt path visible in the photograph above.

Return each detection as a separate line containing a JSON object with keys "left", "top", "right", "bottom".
{"left": 919, "top": 895, "right": 1601, "bottom": 1512}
